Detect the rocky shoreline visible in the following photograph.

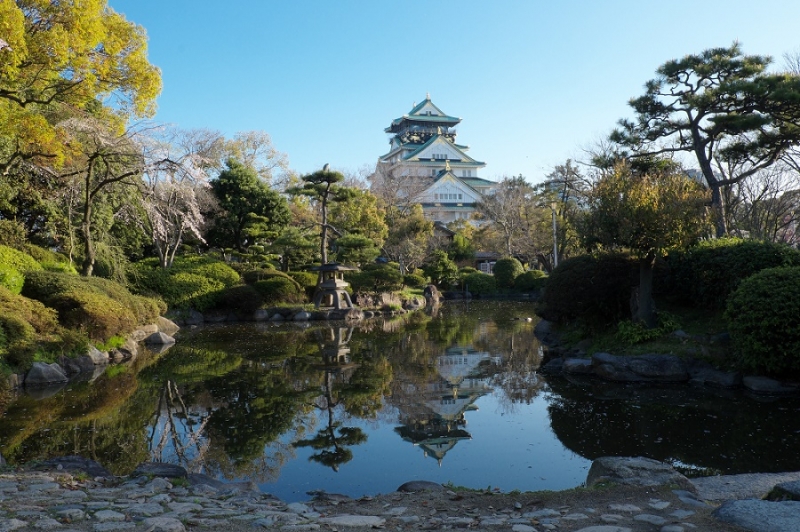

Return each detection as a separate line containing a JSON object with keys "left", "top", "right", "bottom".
{"left": 1, "top": 456, "right": 799, "bottom": 532}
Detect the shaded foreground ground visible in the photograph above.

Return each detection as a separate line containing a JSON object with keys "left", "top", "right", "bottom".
{"left": 0, "top": 466, "right": 760, "bottom": 532}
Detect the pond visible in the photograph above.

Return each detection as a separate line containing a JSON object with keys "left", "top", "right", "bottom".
{"left": 1, "top": 301, "right": 799, "bottom": 502}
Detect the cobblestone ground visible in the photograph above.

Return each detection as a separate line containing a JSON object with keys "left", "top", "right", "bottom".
{"left": 0, "top": 470, "right": 756, "bottom": 532}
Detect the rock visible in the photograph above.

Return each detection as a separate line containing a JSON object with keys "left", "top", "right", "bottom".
{"left": 328, "top": 308, "right": 363, "bottom": 321}
{"left": 769, "top": 480, "right": 800, "bottom": 501}
{"left": 58, "top": 355, "right": 95, "bottom": 375}
{"left": 591, "top": 353, "right": 689, "bottom": 383}
{"left": 141, "top": 517, "right": 186, "bottom": 532}
{"left": 132, "top": 462, "right": 188, "bottom": 479}
{"left": 586, "top": 457, "right": 694, "bottom": 491}
{"left": 129, "top": 324, "right": 159, "bottom": 342}
{"left": 713, "top": 499, "right": 800, "bottom": 532}
{"left": 252, "top": 309, "right": 269, "bottom": 321}
{"left": 24, "top": 362, "right": 68, "bottom": 387}
{"left": 157, "top": 316, "right": 180, "bottom": 335}
{"left": 318, "top": 515, "right": 386, "bottom": 527}
{"left": 743, "top": 376, "right": 799, "bottom": 395}
{"left": 86, "top": 345, "right": 109, "bottom": 365}
{"left": 144, "top": 332, "right": 176, "bottom": 345}
{"left": 569, "top": 527, "right": 632, "bottom": 532}
{"left": 402, "top": 296, "right": 426, "bottom": 310}
{"left": 269, "top": 313, "right": 285, "bottom": 321}
{"left": 423, "top": 285, "right": 442, "bottom": 304}
{"left": 293, "top": 311, "right": 312, "bottom": 321}
{"left": 686, "top": 358, "right": 742, "bottom": 388}
{"left": 693, "top": 471, "right": 800, "bottom": 501}
{"left": 187, "top": 473, "right": 260, "bottom": 494}
{"left": 397, "top": 480, "right": 444, "bottom": 492}
{"left": 563, "top": 358, "right": 594, "bottom": 375}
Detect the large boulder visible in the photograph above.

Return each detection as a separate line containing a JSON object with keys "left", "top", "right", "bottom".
{"left": 592, "top": 352, "right": 689, "bottom": 383}
{"left": 58, "top": 355, "right": 96, "bottom": 375}
{"left": 33, "top": 456, "right": 113, "bottom": 478}
{"left": 157, "top": 316, "right": 180, "bottom": 335}
{"left": 586, "top": 456, "right": 694, "bottom": 491}
{"left": 714, "top": 499, "right": 800, "bottom": 532}
{"left": 144, "top": 332, "right": 176, "bottom": 345}
{"left": 24, "top": 362, "right": 68, "bottom": 387}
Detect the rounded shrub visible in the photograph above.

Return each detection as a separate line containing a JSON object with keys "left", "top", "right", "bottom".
{"left": 515, "top": 270, "right": 548, "bottom": 292}
{"left": 0, "top": 245, "right": 42, "bottom": 274}
{"left": 347, "top": 263, "right": 403, "bottom": 292}
{"left": 0, "top": 264, "right": 23, "bottom": 294}
{"left": 253, "top": 277, "right": 304, "bottom": 304}
{"left": 493, "top": 257, "right": 524, "bottom": 289}
{"left": 541, "top": 253, "right": 635, "bottom": 329}
{"left": 403, "top": 274, "right": 428, "bottom": 288}
{"left": 287, "top": 271, "right": 319, "bottom": 299}
{"left": 54, "top": 290, "right": 137, "bottom": 341}
{"left": 463, "top": 272, "right": 497, "bottom": 296}
{"left": 725, "top": 266, "right": 800, "bottom": 376}
{"left": 212, "top": 284, "right": 264, "bottom": 316}
{"left": 669, "top": 238, "right": 800, "bottom": 309}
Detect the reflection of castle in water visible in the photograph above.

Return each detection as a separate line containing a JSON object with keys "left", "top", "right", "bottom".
{"left": 394, "top": 346, "right": 500, "bottom": 464}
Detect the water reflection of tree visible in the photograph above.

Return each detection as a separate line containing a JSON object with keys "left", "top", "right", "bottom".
{"left": 545, "top": 376, "right": 800, "bottom": 475}
{"left": 293, "top": 327, "right": 391, "bottom": 471}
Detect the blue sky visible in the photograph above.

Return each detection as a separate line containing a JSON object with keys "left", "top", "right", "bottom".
{"left": 109, "top": 1, "right": 800, "bottom": 184}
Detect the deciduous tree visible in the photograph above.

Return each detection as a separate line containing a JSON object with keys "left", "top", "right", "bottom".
{"left": 581, "top": 164, "right": 709, "bottom": 326}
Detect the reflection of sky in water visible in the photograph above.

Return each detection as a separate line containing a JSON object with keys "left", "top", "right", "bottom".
{"left": 262, "top": 389, "right": 589, "bottom": 503}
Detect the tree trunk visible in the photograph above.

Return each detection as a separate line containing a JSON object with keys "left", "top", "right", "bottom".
{"left": 635, "top": 254, "right": 657, "bottom": 328}
{"left": 710, "top": 183, "right": 728, "bottom": 238}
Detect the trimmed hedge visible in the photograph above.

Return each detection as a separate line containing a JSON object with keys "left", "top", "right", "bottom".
{"left": 669, "top": 238, "right": 800, "bottom": 310}
{"left": 493, "top": 257, "right": 524, "bottom": 289}
{"left": 253, "top": 277, "right": 305, "bottom": 304}
{"left": 403, "top": 274, "right": 428, "bottom": 288}
{"left": 22, "top": 271, "right": 162, "bottom": 341}
{"left": 725, "top": 266, "right": 800, "bottom": 376}
{"left": 541, "top": 253, "right": 635, "bottom": 329}
{"left": 514, "top": 270, "right": 548, "bottom": 292}
{"left": 0, "top": 264, "right": 23, "bottom": 294}
{"left": 129, "top": 256, "right": 240, "bottom": 311}
{"left": 463, "top": 272, "right": 497, "bottom": 296}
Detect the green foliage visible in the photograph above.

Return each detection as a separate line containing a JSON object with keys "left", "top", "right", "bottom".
{"left": 403, "top": 274, "right": 427, "bottom": 288}
{"left": 0, "top": 245, "right": 42, "bottom": 274}
{"left": 463, "top": 272, "right": 497, "bottom": 296}
{"left": 0, "top": 220, "right": 26, "bottom": 248}
{"left": 334, "top": 234, "right": 381, "bottom": 265}
{"left": 668, "top": 238, "right": 800, "bottom": 310}
{"left": 287, "top": 271, "right": 319, "bottom": 299}
{"left": 253, "top": 277, "right": 305, "bottom": 304}
{"left": 615, "top": 312, "right": 681, "bottom": 346}
{"left": 208, "top": 159, "right": 291, "bottom": 251}
{"left": 725, "top": 267, "right": 800, "bottom": 375}
{"left": 346, "top": 263, "right": 403, "bottom": 293}
{"left": 0, "top": 264, "right": 23, "bottom": 294}
{"left": 514, "top": 270, "right": 548, "bottom": 292}
{"left": 541, "top": 253, "right": 635, "bottom": 329}
{"left": 129, "top": 256, "right": 240, "bottom": 311}
{"left": 493, "top": 257, "right": 524, "bottom": 289}
{"left": 422, "top": 250, "right": 458, "bottom": 288}
{"left": 22, "top": 271, "right": 161, "bottom": 341}
{"left": 209, "top": 284, "right": 264, "bottom": 316}
{"left": 94, "top": 335, "right": 126, "bottom": 352}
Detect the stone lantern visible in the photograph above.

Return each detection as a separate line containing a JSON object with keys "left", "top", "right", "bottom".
{"left": 311, "top": 263, "right": 358, "bottom": 309}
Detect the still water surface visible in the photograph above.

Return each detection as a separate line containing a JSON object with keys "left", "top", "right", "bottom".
{"left": 1, "top": 301, "right": 799, "bottom": 502}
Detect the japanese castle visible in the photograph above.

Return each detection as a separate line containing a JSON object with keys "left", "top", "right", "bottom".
{"left": 377, "top": 94, "right": 496, "bottom": 223}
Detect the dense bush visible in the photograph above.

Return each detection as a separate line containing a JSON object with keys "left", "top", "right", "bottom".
{"left": 541, "top": 253, "right": 635, "bottom": 329}
{"left": 253, "top": 277, "right": 305, "bottom": 304}
{"left": 346, "top": 263, "right": 403, "bottom": 293}
{"left": 514, "top": 270, "right": 548, "bottom": 292}
{"left": 0, "top": 245, "right": 42, "bottom": 275}
{"left": 287, "top": 271, "right": 319, "bottom": 299}
{"left": 129, "top": 256, "right": 240, "bottom": 311}
{"left": 0, "top": 285, "right": 70, "bottom": 371}
{"left": 463, "top": 272, "right": 497, "bottom": 296}
{"left": 725, "top": 267, "right": 800, "bottom": 376}
{"left": 0, "top": 220, "right": 26, "bottom": 248}
{"left": 22, "top": 271, "right": 161, "bottom": 340}
{"left": 668, "top": 238, "right": 800, "bottom": 309}
{"left": 0, "top": 264, "right": 23, "bottom": 294}
{"left": 210, "top": 284, "right": 264, "bottom": 316}
{"left": 422, "top": 250, "right": 459, "bottom": 288}
{"left": 403, "top": 273, "right": 428, "bottom": 288}
{"left": 493, "top": 257, "right": 524, "bottom": 289}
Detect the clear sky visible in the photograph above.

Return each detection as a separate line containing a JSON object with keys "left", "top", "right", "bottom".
{"left": 108, "top": 0, "right": 800, "bottom": 184}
